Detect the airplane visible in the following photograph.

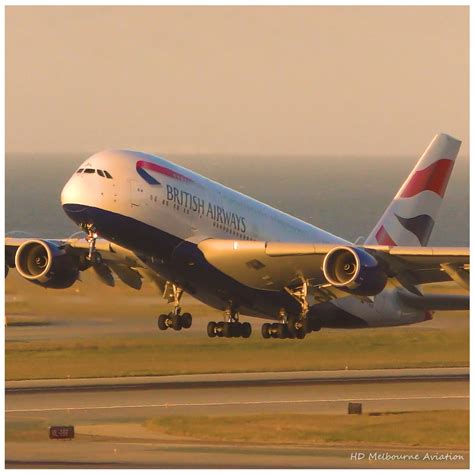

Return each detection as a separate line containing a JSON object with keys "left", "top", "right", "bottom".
{"left": 5, "top": 133, "right": 469, "bottom": 340}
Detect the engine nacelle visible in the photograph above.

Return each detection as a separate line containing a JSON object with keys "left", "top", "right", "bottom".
{"left": 322, "top": 246, "right": 387, "bottom": 296}
{"left": 15, "top": 239, "right": 79, "bottom": 289}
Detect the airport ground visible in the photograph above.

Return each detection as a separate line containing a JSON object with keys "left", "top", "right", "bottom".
{"left": 5, "top": 272, "right": 470, "bottom": 468}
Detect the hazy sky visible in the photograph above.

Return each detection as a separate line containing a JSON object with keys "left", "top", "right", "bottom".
{"left": 6, "top": 6, "right": 469, "bottom": 157}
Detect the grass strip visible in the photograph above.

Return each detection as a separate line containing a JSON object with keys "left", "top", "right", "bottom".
{"left": 145, "top": 411, "right": 469, "bottom": 448}
{"left": 6, "top": 326, "right": 468, "bottom": 380}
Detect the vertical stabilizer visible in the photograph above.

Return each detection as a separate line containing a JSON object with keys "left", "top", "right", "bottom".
{"left": 365, "top": 133, "right": 461, "bottom": 246}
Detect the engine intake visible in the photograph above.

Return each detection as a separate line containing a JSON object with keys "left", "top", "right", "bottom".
{"left": 322, "top": 246, "right": 387, "bottom": 296}
{"left": 15, "top": 239, "right": 79, "bottom": 289}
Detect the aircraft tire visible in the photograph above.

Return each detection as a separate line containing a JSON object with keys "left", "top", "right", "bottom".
{"left": 158, "top": 314, "right": 168, "bottom": 331}
{"left": 276, "top": 324, "right": 287, "bottom": 339}
{"left": 241, "top": 322, "right": 252, "bottom": 338}
{"left": 295, "top": 328, "right": 306, "bottom": 339}
{"left": 181, "top": 313, "right": 192, "bottom": 329}
{"left": 222, "top": 322, "right": 233, "bottom": 338}
{"left": 228, "top": 322, "right": 238, "bottom": 337}
{"left": 216, "top": 321, "right": 224, "bottom": 337}
{"left": 207, "top": 321, "right": 217, "bottom": 337}
{"left": 171, "top": 314, "right": 182, "bottom": 331}
{"left": 310, "top": 319, "right": 322, "bottom": 332}
{"left": 261, "top": 323, "right": 271, "bottom": 339}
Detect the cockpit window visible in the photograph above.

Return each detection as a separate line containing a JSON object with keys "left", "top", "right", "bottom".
{"left": 97, "top": 169, "right": 105, "bottom": 177}
{"left": 104, "top": 170, "right": 113, "bottom": 179}
{"left": 76, "top": 168, "right": 84, "bottom": 174}
{"left": 84, "top": 168, "right": 95, "bottom": 174}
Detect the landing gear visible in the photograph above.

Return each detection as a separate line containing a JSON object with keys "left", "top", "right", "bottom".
{"left": 261, "top": 322, "right": 295, "bottom": 339}
{"left": 207, "top": 305, "right": 252, "bottom": 338}
{"left": 261, "top": 318, "right": 311, "bottom": 339}
{"left": 207, "top": 321, "right": 252, "bottom": 338}
{"left": 157, "top": 310, "right": 193, "bottom": 331}
{"left": 157, "top": 282, "right": 193, "bottom": 331}
{"left": 261, "top": 279, "right": 314, "bottom": 340}
{"left": 80, "top": 224, "right": 102, "bottom": 268}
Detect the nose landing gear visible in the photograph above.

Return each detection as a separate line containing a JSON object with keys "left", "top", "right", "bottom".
{"left": 79, "top": 224, "right": 102, "bottom": 268}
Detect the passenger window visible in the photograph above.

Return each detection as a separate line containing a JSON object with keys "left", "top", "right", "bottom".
{"left": 76, "top": 168, "right": 84, "bottom": 174}
{"left": 84, "top": 168, "right": 95, "bottom": 174}
{"left": 104, "top": 170, "right": 113, "bottom": 179}
{"left": 97, "top": 170, "right": 105, "bottom": 177}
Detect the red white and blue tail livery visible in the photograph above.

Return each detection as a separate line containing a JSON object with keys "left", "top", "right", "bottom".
{"left": 366, "top": 133, "right": 461, "bottom": 247}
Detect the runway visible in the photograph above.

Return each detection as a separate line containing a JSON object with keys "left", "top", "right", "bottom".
{"left": 5, "top": 368, "right": 469, "bottom": 467}
{"left": 6, "top": 368, "right": 469, "bottom": 418}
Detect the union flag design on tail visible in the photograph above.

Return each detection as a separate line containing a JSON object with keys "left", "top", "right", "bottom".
{"left": 365, "top": 133, "right": 462, "bottom": 247}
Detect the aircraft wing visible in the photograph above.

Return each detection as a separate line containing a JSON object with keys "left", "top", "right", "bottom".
{"left": 198, "top": 239, "right": 469, "bottom": 299}
{"left": 5, "top": 236, "right": 167, "bottom": 291}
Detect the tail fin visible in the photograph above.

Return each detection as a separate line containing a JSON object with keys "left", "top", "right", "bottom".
{"left": 365, "top": 133, "right": 462, "bottom": 247}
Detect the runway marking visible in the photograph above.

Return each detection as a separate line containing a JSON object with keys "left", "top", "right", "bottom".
{"left": 5, "top": 395, "right": 468, "bottom": 413}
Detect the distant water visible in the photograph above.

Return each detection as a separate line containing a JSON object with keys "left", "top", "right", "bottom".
{"left": 5, "top": 153, "right": 469, "bottom": 246}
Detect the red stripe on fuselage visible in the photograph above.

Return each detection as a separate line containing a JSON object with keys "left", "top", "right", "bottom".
{"left": 375, "top": 225, "right": 397, "bottom": 246}
{"left": 399, "top": 159, "right": 454, "bottom": 198}
{"left": 137, "top": 160, "right": 193, "bottom": 183}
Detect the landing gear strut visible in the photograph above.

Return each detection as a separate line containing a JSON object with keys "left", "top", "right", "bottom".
{"left": 157, "top": 282, "right": 193, "bottom": 331}
{"left": 207, "top": 305, "right": 252, "bottom": 339}
{"left": 81, "top": 224, "right": 102, "bottom": 267}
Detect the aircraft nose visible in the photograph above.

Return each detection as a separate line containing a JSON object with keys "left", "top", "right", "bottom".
{"left": 60, "top": 177, "right": 77, "bottom": 206}
{"left": 61, "top": 175, "right": 91, "bottom": 225}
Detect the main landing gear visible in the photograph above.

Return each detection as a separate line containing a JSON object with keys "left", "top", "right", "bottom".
{"left": 157, "top": 282, "right": 193, "bottom": 331}
{"left": 207, "top": 306, "right": 252, "bottom": 339}
{"left": 261, "top": 318, "right": 310, "bottom": 339}
{"left": 261, "top": 278, "right": 314, "bottom": 340}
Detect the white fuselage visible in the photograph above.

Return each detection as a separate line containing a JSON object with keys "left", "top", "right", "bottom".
{"left": 61, "top": 149, "right": 428, "bottom": 327}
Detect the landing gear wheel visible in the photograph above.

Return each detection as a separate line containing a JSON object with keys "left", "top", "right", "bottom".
{"left": 296, "top": 329, "right": 306, "bottom": 339}
{"left": 222, "top": 322, "right": 232, "bottom": 338}
{"left": 181, "top": 313, "right": 192, "bottom": 329}
{"left": 270, "top": 323, "right": 280, "bottom": 338}
{"left": 288, "top": 319, "right": 306, "bottom": 339}
{"left": 301, "top": 319, "right": 310, "bottom": 335}
{"left": 276, "top": 324, "right": 287, "bottom": 339}
{"left": 171, "top": 313, "right": 182, "bottom": 331}
{"left": 241, "top": 322, "right": 252, "bottom": 338}
{"left": 207, "top": 321, "right": 217, "bottom": 338}
{"left": 310, "top": 319, "right": 322, "bottom": 332}
{"left": 216, "top": 321, "right": 224, "bottom": 337}
{"left": 232, "top": 322, "right": 242, "bottom": 337}
{"left": 158, "top": 314, "right": 169, "bottom": 331}
{"left": 261, "top": 323, "right": 271, "bottom": 339}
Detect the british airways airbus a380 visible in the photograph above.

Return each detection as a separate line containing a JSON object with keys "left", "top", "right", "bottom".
{"left": 5, "top": 133, "right": 469, "bottom": 339}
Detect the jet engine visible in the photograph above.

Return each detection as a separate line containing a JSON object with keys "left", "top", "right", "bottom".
{"left": 322, "top": 246, "right": 387, "bottom": 296}
{"left": 15, "top": 239, "right": 80, "bottom": 289}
